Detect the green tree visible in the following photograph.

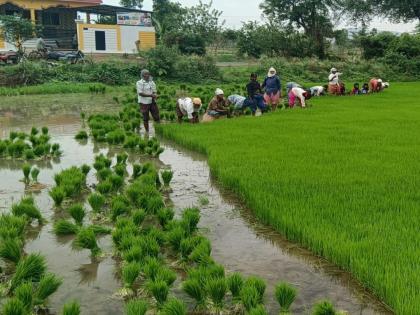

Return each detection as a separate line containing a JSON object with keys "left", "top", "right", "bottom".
{"left": 152, "top": 0, "right": 186, "bottom": 38}
{"left": 0, "top": 14, "right": 38, "bottom": 54}
{"left": 260, "top": 0, "right": 334, "bottom": 59}
{"left": 119, "top": 0, "right": 143, "bottom": 9}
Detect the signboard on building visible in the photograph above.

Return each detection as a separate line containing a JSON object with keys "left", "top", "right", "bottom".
{"left": 117, "top": 12, "right": 152, "bottom": 26}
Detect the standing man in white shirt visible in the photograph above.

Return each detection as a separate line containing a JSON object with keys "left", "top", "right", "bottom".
{"left": 176, "top": 97, "right": 202, "bottom": 123}
{"left": 136, "top": 69, "right": 160, "bottom": 133}
{"left": 328, "top": 68, "right": 342, "bottom": 95}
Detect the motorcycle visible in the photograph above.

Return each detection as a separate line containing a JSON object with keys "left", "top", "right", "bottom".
{"left": 0, "top": 51, "right": 18, "bottom": 64}
{"left": 28, "top": 49, "right": 90, "bottom": 64}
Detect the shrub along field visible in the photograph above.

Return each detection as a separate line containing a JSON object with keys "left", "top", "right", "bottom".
{"left": 157, "top": 82, "right": 420, "bottom": 314}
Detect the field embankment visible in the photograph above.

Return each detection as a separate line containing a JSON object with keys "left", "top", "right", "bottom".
{"left": 157, "top": 82, "right": 420, "bottom": 314}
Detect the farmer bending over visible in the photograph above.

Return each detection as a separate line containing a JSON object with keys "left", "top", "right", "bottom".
{"left": 310, "top": 85, "right": 326, "bottom": 97}
{"left": 369, "top": 78, "right": 383, "bottom": 93}
{"left": 289, "top": 87, "right": 312, "bottom": 108}
{"left": 207, "top": 88, "right": 230, "bottom": 118}
{"left": 247, "top": 73, "right": 267, "bottom": 115}
{"left": 137, "top": 69, "right": 160, "bottom": 133}
{"left": 176, "top": 97, "right": 202, "bottom": 123}
{"left": 328, "top": 68, "right": 342, "bottom": 95}
{"left": 262, "top": 67, "right": 281, "bottom": 111}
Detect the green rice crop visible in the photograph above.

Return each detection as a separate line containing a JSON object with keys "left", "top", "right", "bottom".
{"left": 96, "top": 180, "right": 112, "bottom": 194}
{"left": 245, "top": 277, "right": 266, "bottom": 304}
{"left": 181, "top": 208, "right": 200, "bottom": 235}
{"left": 206, "top": 277, "right": 227, "bottom": 309}
{"left": 2, "top": 298, "right": 26, "bottom": 315}
{"left": 62, "top": 301, "right": 81, "bottom": 315}
{"left": 143, "top": 257, "right": 162, "bottom": 281}
{"left": 227, "top": 273, "right": 244, "bottom": 301}
{"left": 145, "top": 227, "right": 165, "bottom": 246}
{"left": 138, "top": 236, "right": 160, "bottom": 258}
{"left": 160, "top": 298, "right": 187, "bottom": 315}
{"left": 182, "top": 278, "right": 206, "bottom": 309}
{"left": 157, "top": 208, "right": 174, "bottom": 228}
{"left": 116, "top": 153, "right": 128, "bottom": 165}
{"left": 88, "top": 193, "right": 106, "bottom": 213}
{"left": 11, "top": 253, "right": 47, "bottom": 290}
{"left": 312, "top": 300, "right": 337, "bottom": 315}
{"left": 145, "top": 195, "right": 165, "bottom": 215}
{"left": 0, "top": 238, "right": 23, "bottom": 263}
{"left": 97, "top": 168, "right": 112, "bottom": 181}
{"left": 125, "top": 299, "right": 148, "bottom": 315}
{"left": 111, "top": 199, "right": 130, "bottom": 220}
{"left": 240, "top": 286, "right": 260, "bottom": 312}
{"left": 41, "top": 127, "right": 48, "bottom": 135}
{"left": 49, "top": 187, "right": 66, "bottom": 207}
{"left": 30, "top": 167, "right": 40, "bottom": 182}
{"left": 22, "top": 164, "right": 31, "bottom": 183}
{"left": 157, "top": 84, "right": 420, "bottom": 313}
{"left": 89, "top": 224, "right": 112, "bottom": 235}
{"left": 249, "top": 305, "right": 269, "bottom": 315}
{"left": 75, "top": 130, "right": 88, "bottom": 140}
{"left": 189, "top": 238, "right": 212, "bottom": 265}
{"left": 73, "top": 228, "right": 100, "bottom": 256}
{"left": 123, "top": 246, "right": 143, "bottom": 263}
{"left": 161, "top": 169, "right": 173, "bottom": 186}
{"left": 53, "top": 167, "right": 86, "bottom": 197}
{"left": 68, "top": 204, "right": 86, "bottom": 225}
{"left": 53, "top": 220, "right": 80, "bottom": 235}
{"left": 122, "top": 262, "right": 141, "bottom": 288}
{"left": 0, "top": 214, "right": 26, "bottom": 239}
{"left": 166, "top": 225, "right": 186, "bottom": 251}
{"left": 80, "top": 164, "right": 91, "bottom": 176}
{"left": 109, "top": 174, "right": 124, "bottom": 191}
{"left": 275, "top": 282, "right": 297, "bottom": 313}
{"left": 15, "top": 282, "right": 33, "bottom": 310}
{"left": 24, "top": 149, "right": 35, "bottom": 160}
{"left": 180, "top": 236, "right": 204, "bottom": 260}
{"left": 146, "top": 279, "right": 169, "bottom": 306}
{"left": 131, "top": 209, "right": 146, "bottom": 226}
{"left": 31, "top": 127, "right": 39, "bottom": 136}
{"left": 198, "top": 196, "right": 209, "bottom": 206}
{"left": 11, "top": 197, "right": 43, "bottom": 224}
{"left": 132, "top": 164, "right": 142, "bottom": 179}
{"left": 35, "top": 273, "right": 62, "bottom": 305}
{"left": 155, "top": 267, "right": 177, "bottom": 286}
{"left": 114, "top": 164, "right": 126, "bottom": 177}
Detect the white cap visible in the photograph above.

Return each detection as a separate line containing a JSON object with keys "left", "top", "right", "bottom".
{"left": 215, "top": 88, "right": 224, "bottom": 96}
{"left": 377, "top": 79, "right": 383, "bottom": 83}
{"left": 383, "top": 82, "right": 390, "bottom": 88}
{"left": 331, "top": 68, "right": 337, "bottom": 72}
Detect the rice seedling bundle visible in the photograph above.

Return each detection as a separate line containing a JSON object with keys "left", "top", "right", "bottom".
{"left": 116, "top": 153, "right": 129, "bottom": 165}
{"left": 109, "top": 174, "right": 124, "bottom": 191}
{"left": 53, "top": 220, "right": 80, "bottom": 235}
{"left": 2, "top": 298, "right": 26, "bottom": 315}
{"left": 180, "top": 236, "right": 204, "bottom": 260}
{"left": 181, "top": 208, "right": 200, "bottom": 235}
{"left": 131, "top": 209, "right": 146, "bottom": 226}
{"left": 96, "top": 180, "right": 112, "bottom": 195}
{"left": 24, "top": 149, "right": 35, "bottom": 160}
{"left": 182, "top": 278, "right": 206, "bottom": 309}
{"left": 145, "top": 227, "right": 166, "bottom": 246}
{"left": 22, "top": 164, "right": 31, "bottom": 183}
{"left": 30, "top": 167, "right": 40, "bottom": 183}
{"left": 123, "top": 245, "right": 143, "bottom": 263}
{"left": 227, "top": 273, "right": 244, "bottom": 300}
{"left": 244, "top": 277, "right": 266, "bottom": 304}
{"left": 155, "top": 267, "right": 177, "bottom": 286}
{"left": 15, "top": 282, "right": 33, "bottom": 310}
{"left": 157, "top": 208, "right": 175, "bottom": 228}
{"left": 80, "top": 164, "right": 91, "bottom": 176}
{"left": 161, "top": 170, "right": 173, "bottom": 186}
{"left": 68, "top": 204, "right": 86, "bottom": 225}
{"left": 132, "top": 164, "right": 142, "bottom": 179}
{"left": 62, "top": 301, "right": 81, "bottom": 315}
{"left": 189, "top": 239, "right": 212, "bottom": 265}
{"left": 111, "top": 200, "right": 130, "bottom": 220}
{"left": 166, "top": 225, "right": 186, "bottom": 251}
{"left": 206, "top": 277, "right": 227, "bottom": 309}
{"left": 53, "top": 167, "right": 86, "bottom": 197}
{"left": 160, "top": 298, "right": 187, "bottom": 315}
{"left": 240, "top": 286, "right": 260, "bottom": 312}
{"left": 312, "top": 300, "right": 337, "bottom": 315}
{"left": 143, "top": 257, "right": 162, "bottom": 281}
{"left": 122, "top": 262, "right": 142, "bottom": 288}
{"left": 0, "top": 238, "right": 23, "bottom": 263}
{"left": 125, "top": 299, "right": 148, "bottom": 315}
{"left": 88, "top": 193, "right": 106, "bottom": 213}
{"left": 146, "top": 279, "right": 169, "bottom": 306}
{"left": 49, "top": 187, "right": 66, "bottom": 207}
{"left": 145, "top": 195, "right": 165, "bottom": 215}
{"left": 249, "top": 305, "right": 269, "bottom": 315}
{"left": 275, "top": 282, "right": 297, "bottom": 313}
{"left": 89, "top": 225, "right": 112, "bottom": 235}
{"left": 75, "top": 130, "right": 88, "bottom": 140}
{"left": 41, "top": 127, "right": 48, "bottom": 135}
{"left": 138, "top": 236, "right": 160, "bottom": 258}
{"left": 74, "top": 228, "right": 100, "bottom": 256}
{"left": 31, "top": 127, "right": 39, "bottom": 136}
{"left": 11, "top": 253, "right": 47, "bottom": 290}
{"left": 0, "top": 214, "right": 27, "bottom": 239}
{"left": 11, "top": 197, "right": 43, "bottom": 224}
{"left": 34, "top": 273, "right": 62, "bottom": 305}
{"left": 114, "top": 164, "right": 126, "bottom": 177}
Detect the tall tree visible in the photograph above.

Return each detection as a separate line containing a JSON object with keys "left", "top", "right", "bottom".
{"left": 119, "top": 0, "right": 143, "bottom": 9}
{"left": 260, "top": 0, "right": 335, "bottom": 59}
{"left": 152, "top": 0, "right": 186, "bottom": 38}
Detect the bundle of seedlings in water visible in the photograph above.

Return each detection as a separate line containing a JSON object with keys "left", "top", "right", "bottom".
{"left": 73, "top": 228, "right": 100, "bottom": 257}
{"left": 160, "top": 298, "right": 187, "bottom": 315}
{"left": 41, "top": 127, "right": 49, "bottom": 135}
{"left": 166, "top": 225, "right": 186, "bottom": 251}
{"left": 125, "top": 299, "right": 148, "bottom": 315}
{"left": 131, "top": 209, "right": 146, "bottom": 226}
{"left": 121, "top": 262, "right": 142, "bottom": 294}
{"left": 138, "top": 235, "right": 160, "bottom": 258}
{"left": 244, "top": 277, "right": 266, "bottom": 304}
{"left": 109, "top": 174, "right": 124, "bottom": 191}
{"left": 68, "top": 204, "right": 86, "bottom": 226}
{"left": 157, "top": 208, "right": 175, "bottom": 229}
{"left": 161, "top": 170, "right": 174, "bottom": 187}
{"left": 22, "top": 164, "right": 32, "bottom": 183}
{"left": 0, "top": 214, "right": 27, "bottom": 240}
{"left": 30, "top": 167, "right": 40, "bottom": 183}
{"left": 15, "top": 282, "right": 33, "bottom": 310}
{"left": 111, "top": 197, "right": 131, "bottom": 220}
{"left": 132, "top": 164, "right": 142, "bottom": 179}
{"left": 155, "top": 267, "right": 177, "bottom": 286}
{"left": 31, "top": 127, "right": 39, "bottom": 136}
{"left": 80, "top": 164, "right": 91, "bottom": 176}
{"left": 275, "top": 282, "right": 297, "bottom": 314}
{"left": 88, "top": 193, "right": 106, "bottom": 213}
{"left": 312, "top": 300, "right": 337, "bottom": 315}
{"left": 116, "top": 153, "right": 128, "bottom": 165}
{"left": 89, "top": 224, "right": 112, "bottom": 235}
{"left": 97, "top": 168, "right": 112, "bottom": 181}
{"left": 0, "top": 237, "right": 23, "bottom": 263}
{"left": 181, "top": 208, "right": 200, "bottom": 235}
{"left": 49, "top": 186, "right": 66, "bottom": 207}
{"left": 62, "top": 301, "right": 81, "bottom": 315}
{"left": 249, "top": 305, "right": 269, "bottom": 315}
{"left": 188, "top": 238, "right": 212, "bottom": 265}
{"left": 51, "top": 143, "right": 62, "bottom": 157}
{"left": 53, "top": 220, "right": 80, "bottom": 236}
{"left": 146, "top": 279, "right": 169, "bottom": 307}
{"left": 145, "top": 195, "right": 165, "bottom": 215}
{"left": 227, "top": 272, "right": 244, "bottom": 302}
{"left": 34, "top": 273, "right": 63, "bottom": 306}
{"left": 2, "top": 298, "right": 26, "bottom": 315}
{"left": 11, "top": 197, "right": 43, "bottom": 224}
{"left": 124, "top": 135, "right": 140, "bottom": 149}
{"left": 240, "top": 285, "right": 260, "bottom": 312}
{"left": 206, "top": 277, "right": 228, "bottom": 311}
{"left": 11, "top": 253, "right": 47, "bottom": 290}
{"left": 114, "top": 164, "right": 126, "bottom": 178}
{"left": 180, "top": 236, "right": 205, "bottom": 261}
{"left": 96, "top": 180, "right": 112, "bottom": 195}
{"left": 182, "top": 278, "right": 206, "bottom": 310}
{"left": 53, "top": 167, "right": 87, "bottom": 198}
{"left": 75, "top": 130, "right": 88, "bottom": 141}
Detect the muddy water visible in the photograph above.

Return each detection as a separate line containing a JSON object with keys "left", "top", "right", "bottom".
{"left": 0, "top": 107, "right": 393, "bottom": 314}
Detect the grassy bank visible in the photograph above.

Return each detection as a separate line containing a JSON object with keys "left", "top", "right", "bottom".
{"left": 157, "top": 82, "right": 420, "bottom": 314}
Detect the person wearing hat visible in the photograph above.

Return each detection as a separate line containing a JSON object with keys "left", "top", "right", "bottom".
{"left": 288, "top": 87, "right": 312, "bottom": 108}
{"left": 137, "top": 69, "right": 160, "bottom": 133}
{"left": 207, "top": 88, "right": 230, "bottom": 118}
{"left": 176, "top": 97, "right": 202, "bottom": 123}
{"left": 328, "top": 68, "right": 342, "bottom": 95}
{"left": 369, "top": 78, "right": 383, "bottom": 93}
{"left": 262, "top": 67, "right": 281, "bottom": 111}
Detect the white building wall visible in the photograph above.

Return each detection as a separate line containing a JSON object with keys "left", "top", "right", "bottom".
{"left": 120, "top": 26, "right": 155, "bottom": 53}
{"left": 82, "top": 27, "right": 118, "bottom": 53}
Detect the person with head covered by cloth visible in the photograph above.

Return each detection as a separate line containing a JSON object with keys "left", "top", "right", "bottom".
{"left": 206, "top": 88, "right": 230, "bottom": 118}
{"left": 262, "top": 67, "right": 281, "bottom": 111}
{"left": 137, "top": 69, "right": 160, "bottom": 133}
{"left": 328, "top": 67, "right": 343, "bottom": 95}
{"left": 176, "top": 97, "right": 202, "bottom": 123}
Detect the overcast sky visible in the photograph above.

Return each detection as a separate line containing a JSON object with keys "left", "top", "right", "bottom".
{"left": 105, "top": 0, "right": 417, "bottom": 32}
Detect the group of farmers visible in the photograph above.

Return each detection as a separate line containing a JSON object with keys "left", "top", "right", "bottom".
{"left": 136, "top": 67, "right": 389, "bottom": 129}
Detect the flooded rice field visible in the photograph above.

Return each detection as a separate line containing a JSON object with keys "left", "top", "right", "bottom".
{"left": 0, "top": 105, "right": 393, "bottom": 314}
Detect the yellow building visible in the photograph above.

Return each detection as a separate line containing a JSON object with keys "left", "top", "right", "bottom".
{"left": 0, "top": 0, "right": 156, "bottom": 53}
